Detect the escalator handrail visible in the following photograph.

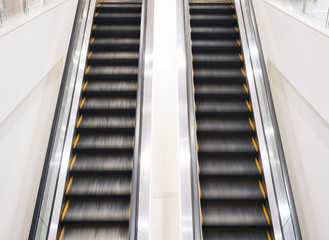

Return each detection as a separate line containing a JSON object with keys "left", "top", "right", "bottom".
{"left": 239, "top": 0, "right": 302, "bottom": 239}
{"left": 129, "top": 0, "right": 147, "bottom": 239}
{"left": 28, "top": 0, "right": 87, "bottom": 239}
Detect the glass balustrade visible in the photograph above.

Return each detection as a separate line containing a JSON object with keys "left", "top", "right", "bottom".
{"left": 0, "top": 0, "right": 67, "bottom": 28}
{"left": 271, "top": 0, "right": 329, "bottom": 28}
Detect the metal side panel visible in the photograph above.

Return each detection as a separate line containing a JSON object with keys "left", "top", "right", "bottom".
{"left": 183, "top": 0, "right": 203, "bottom": 239}
{"left": 47, "top": 1, "right": 98, "bottom": 239}
{"left": 129, "top": 0, "right": 147, "bottom": 239}
{"left": 235, "top": 0, "right": 283, "bottom": 239}
{"left": 177, "top": 0, "right": 194, "bottom": 239}
{"left": 137, "top": 0, "right": 153, "bottom": 239}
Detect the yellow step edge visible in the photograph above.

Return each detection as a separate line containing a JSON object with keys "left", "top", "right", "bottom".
{"left": 61, "top": 200, "right": 70, "bottom": 221}
{"left": 259, "top": 180, "right": 266, "bottom": 199}
{"left": 255, "top": 157, "right": 262, "bottom": 174}
{"left": 249, "top": 117, "right": 255, "bottom": 131}
{"left": 263, "top": 204, "right": 271, "bottom": 225}
{"left": 252, "top": 137, "right": 259, "bottom": 152}
{"left": 58, "top": 226, "right": 65, "bottom": 240}
{"left": 65, "top": 177, "right": 73, "bottom": 195}
{"left": 70, "top": 154, "right": 77, "bottom": 170}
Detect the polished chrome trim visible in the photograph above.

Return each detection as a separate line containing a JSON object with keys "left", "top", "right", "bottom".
{"left": 183, "top": 0, "right": 203, "bottom": 239}
{"left": 137, "top": 0, "right": 153, "bottom": 239}
{"left": 129, "top": 0, "right": 147, "bottom": 239}
{"left": 46, "top": 1, "right": 97, "bottom": 239}
{"left": 237, "top": 0, "right": 302, "bottom": 239}
{"left": 236, "top": 0, "right": 288, "bottom": 239}
{"left": 177, "top": 0, "right": 194, "bottom": 239}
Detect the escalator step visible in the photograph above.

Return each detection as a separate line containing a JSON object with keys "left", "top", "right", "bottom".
{"left": 199, "top": 157, "right": 261, "bottom": 176}
{"left": 190, "top": 15, "right": 236, "bottom": 26}
{"left": 86, "top": 66, "right": 138, "bottom": 80}
{"left": 61, "top": 226, "right": 128, "bottom": 240}
{"left": 94, "top": 13, "right": 141, "bottom": 25}
{"left": 189, "top": 5, "right": 234, "bottom": 14}
{"left": 201, "top": 202, "right": 269, "bottom": 227}
{"left": 74, "top": 134, "right": 134, "bottom": 150}
{"left": 83, "top": 81, "right": 137, "bottom": 97}
{"left": 192, "top": 40, "right": 241, "bottom": 53}
{"left": 88, "top": 52, "right": 139, "bottom": 65}
{"left": 62, "top": 199, "right": 130, "bottom": 222}
{"left": 77, "top": 115, "right": 135, "bottom": 132}
{"left": 196, "top": 99, "right": 252, "bottom": 117}
{"left": 194, "top": 83, "right": 248, "bottom": 99}
{"left": 191, "top": 27, "right": 239, "bottom": 39}
{"left": 200, "top": 178, "right": 265, "bottom": 201}
{"left": 193, "top": 53, "right": 243, "bottom": 67}
{"left": 90, "top": 38, "right": 140, "bottom": 51}
{"left": 194, "top": 68, "right": 245, "bottom": 82}
{"left": 202, "top": 228, "right": 269, "bottom": 240}
{"left": 92, "top": 25, "right": 140, "bottom": 38}
{"left": 67, "top": 176, "right": 131, "bottom": 197}
{"left": 80, "top": 97, "right": 136, "bottom": 114}
{"left": 198, "top": 136, "right": 257, "bottom": 156}
{"left": 196, "top": 117, "right": 254, "bottom": 135}
{"left": 97, "top": 4, "right": 141, "bottom": 14}
{"left": 71, "top": 154, "right": 132, "bottom": 172}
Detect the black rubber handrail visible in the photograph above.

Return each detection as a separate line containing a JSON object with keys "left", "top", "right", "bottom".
{"left": 28, "top": 1, "right": 86, "bottom": 239}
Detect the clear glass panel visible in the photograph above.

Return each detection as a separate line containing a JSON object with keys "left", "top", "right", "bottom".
{"left": 1, "top": 0, "right": 24, "bottom": 23}
{"left": 274, "top": 0, "right": 329, "bottom": 28}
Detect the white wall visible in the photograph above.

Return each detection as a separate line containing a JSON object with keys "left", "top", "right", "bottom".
{"left": 0, "top": 0, "right": 77, "bottom": 239}
{"left": 253, "top": 1, "right": 329, "bottom": 239}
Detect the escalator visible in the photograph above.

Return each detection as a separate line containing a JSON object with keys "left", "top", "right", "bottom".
{"left": 56, "top": 1, "right": 142, "bottom": 239}
{"left": 188, "top": 0, "right": 274, "bottom": 239}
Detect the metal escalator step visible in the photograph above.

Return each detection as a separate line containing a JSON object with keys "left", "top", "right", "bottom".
{"left": 88, "top": 52, "right": 139, "bottom": 65}
{"left": 86, "top": 66, "right": 138, "bottom": 80}
{"left": 194, "top": 83, "right": 248, "bottom": 99}
{"left": 194, "top": 68, "right": 244, "bottom": 82}
{"left": 75, "top": 134, "right": 134, "bottom": 151}
{"left": 193, "top": 54, "right": 243, "bottom": 67}
{"left": 90, "top": 38, "right": 140, "bottom": 51}
{"left": 196, "top": 117, "right": 254, "bottom": 135}
{"left": 94, "top": 13, "right": 141, "bottom": 25}
{"left": 196, "top": 100, "right": 251, "bottom": 117}
{"left": 62, "top": 199, "right": 130, "bottom": 223}
{"left": 190, "top": 15, "right": 236, "bottom": 26}
{"left": 201, "top": 202, "right": 269, "bottom": 227}
{"left": 97, "top": 4, "right": 141, "bottom": 14}
{"left": 61, "top": 226, "right": 128, "bottom": 240}
{"left": 67, "top": 176, "right": 131, "bottom": 197}
{"left": 191, "top": 27, "right": 239, "bottom": 39}
{"left": 80, "top": 97, "right": 136, "bottom": 115}
{"left": 202, "top": 228, "right": 269, "bottom": 240}
{"left": 92, "top": 25, "right": 140, "bottom": 38}
{"left": 197, "top": 136, "right": 257, "bottom": 156}
{"left": 71, "top": 154, "right": 132, "bottom": 172}
{"left": 200, "top": 178, "right": 264, "bottom": 201}
{"left": 189, "top": 5, "right": 234, "bottom": 14}
{"left": 192, "top": 40, "right": 241, "bottom": 53}
{"left": 190, "top": 0, "right": 231, "bottom": 4}
{"left": 83, "top": 81, "right": 137, "bottom": 97}
{"left": 199, "top": 157, "right": 261, "bottom": 176}
{"left": 77, "top": 115, "right": 135, "bottom": 132}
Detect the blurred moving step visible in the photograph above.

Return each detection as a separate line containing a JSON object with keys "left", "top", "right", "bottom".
{"left": 56, "top": 2, "right": 142, "bottom": 240}
{"left": 189, "top": 0, "right": 275, "bottom": 239}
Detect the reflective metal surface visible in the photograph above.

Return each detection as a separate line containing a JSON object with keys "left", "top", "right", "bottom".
{"left": 31, "top": 0, "right": 92, "bottom": 238}
{"left": 47, "top": 1, "right": 98, "bottom": 239}
{"left": 183, "top": 0, "right": 202, "bottom": 239}
{"left": 137, "top": 0, "right": 153, "bottom": 239}
{"left": 129, "top": 0, "right": 147, "bottom": 239}
{"left": 235, "top": 1, "right": 283, "bottom": 239}
{"left": 177, "top": 0, "right": 194, "bottom": 239}
{"left": 235, "top": 0, "right": 302, "bottom": 239}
